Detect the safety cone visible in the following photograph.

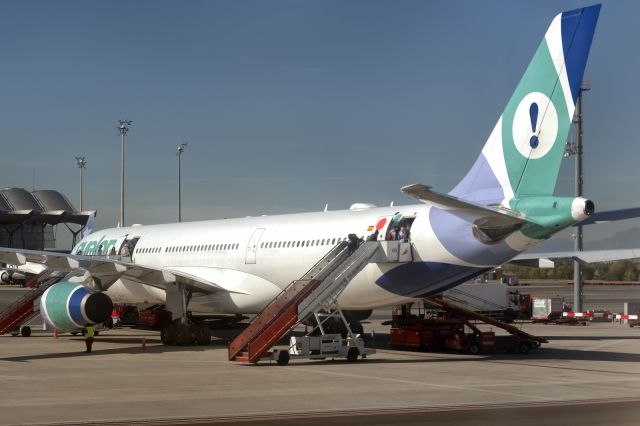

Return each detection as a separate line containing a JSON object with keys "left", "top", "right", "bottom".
{"left": 141, "top": 338, "right": 147, "bottom": 350}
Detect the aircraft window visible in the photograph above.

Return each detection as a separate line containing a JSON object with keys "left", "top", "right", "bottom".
{"left": 277, "top": 242, "right": 281, "bottom": 248}
{"left": 260, "top": 243, "right": 264, "bottom": 249}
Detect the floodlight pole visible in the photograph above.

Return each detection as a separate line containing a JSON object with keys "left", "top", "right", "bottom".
{"left": 75, "top": 156, "right": 87, "bottom": 211}
{"left": 118, "top": 119, "right": 133, "bottom": 227}
{"left": 573, "top": 80, "right": 590, "bottom": 313}
{"left": 177, "top": 143, "right": 188, "bottom": 222}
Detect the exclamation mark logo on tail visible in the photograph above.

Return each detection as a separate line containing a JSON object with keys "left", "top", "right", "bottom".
{"left": 512, "top": 92, "right": 558, "bottom": 160}
{"left": 529, "top": 103, "right": 539, "bottom": 149}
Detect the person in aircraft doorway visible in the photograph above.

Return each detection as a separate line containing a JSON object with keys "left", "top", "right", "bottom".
{"left": 367, "top": 230, "right": 379, "bottom": 241}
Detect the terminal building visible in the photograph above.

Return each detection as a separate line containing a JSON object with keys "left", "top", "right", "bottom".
{"left": 0, "top": 187, "right": 95, "bottom": 251}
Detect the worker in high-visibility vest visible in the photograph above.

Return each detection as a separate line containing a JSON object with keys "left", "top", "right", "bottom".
{"left": 84, "top": 323, "right": 95, "bottom": 353}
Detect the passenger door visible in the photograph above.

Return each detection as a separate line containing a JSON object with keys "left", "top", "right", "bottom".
{"left": 245, "top": 228, "right": 265, "bottom": 264}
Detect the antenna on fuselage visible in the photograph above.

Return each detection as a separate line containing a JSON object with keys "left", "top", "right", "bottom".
{"left": 390, "top": 201, "right": 394, "bottom": 207}
{"left": 324, "top": 204, "right": 328, "bottom": 212}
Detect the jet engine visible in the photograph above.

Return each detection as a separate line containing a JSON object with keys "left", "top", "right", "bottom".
{"left": 40, "top": 282, "right": 113, "bottom": 332}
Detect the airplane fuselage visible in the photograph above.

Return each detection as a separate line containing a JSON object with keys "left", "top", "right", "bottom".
{"left": 73, "top": 203, "right": 542, "bottom": 313}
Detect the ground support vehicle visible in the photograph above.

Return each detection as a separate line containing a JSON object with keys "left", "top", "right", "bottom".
{"left": 388, "top": 298, "right": 545, "bottom": 354}
{"left": 254, "top": 333, "right": 374, "bottom": 366}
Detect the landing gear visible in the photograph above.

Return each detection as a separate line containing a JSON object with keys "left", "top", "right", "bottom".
{"left": 161, "top": 281, "right": 211, "bottom": 346}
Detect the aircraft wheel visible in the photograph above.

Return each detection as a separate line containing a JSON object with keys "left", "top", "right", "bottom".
{"left": 20, "top": 326, "right": 31, "bottom": 337}
{"left": 194, "top": 324, "right": 211, "bottom": 346}
{"left": 175, "top": 323, "right": 193, "bottom": 346}
{"left": 161, "top": 325, "right": 175, "bottom": 345}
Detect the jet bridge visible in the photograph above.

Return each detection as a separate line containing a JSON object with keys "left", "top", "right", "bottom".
{"left": 229, "top": 240, "right": 392, "bottom": 364}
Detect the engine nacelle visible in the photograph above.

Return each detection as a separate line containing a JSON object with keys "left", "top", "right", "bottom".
{"left": 40, "top": 281, "right": 113, "bottom": 332}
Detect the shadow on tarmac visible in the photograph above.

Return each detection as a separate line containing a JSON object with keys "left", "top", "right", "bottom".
{"left": 0, "top": 341, "right": 222, "bottom": 362}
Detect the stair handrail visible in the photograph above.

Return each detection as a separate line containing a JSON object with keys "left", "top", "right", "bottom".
{"left": 445, "top": 287, "right": 510, "bottom": 312}
{"left": 297, "top": 241, "right": 380, "bottom": 319}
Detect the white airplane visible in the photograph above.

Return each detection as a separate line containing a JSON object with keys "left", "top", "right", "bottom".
{"left": 0, "top": 5, "right": 602, "bottom": 343}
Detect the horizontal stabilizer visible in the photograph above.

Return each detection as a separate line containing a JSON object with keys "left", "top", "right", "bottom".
{"left": 401, "top": 183, "right": 529, "bottom": 228}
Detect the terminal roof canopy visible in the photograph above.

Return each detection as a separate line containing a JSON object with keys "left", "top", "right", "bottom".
{"left": 0, "top": 187, "right": 96, "bottom": 225}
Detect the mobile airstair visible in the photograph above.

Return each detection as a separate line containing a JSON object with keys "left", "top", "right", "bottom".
{"left": 229, "top": 240, "right": 383, "bottom": 364}
{"left": 0, "top": 270, "right": 64, "bottom": 336}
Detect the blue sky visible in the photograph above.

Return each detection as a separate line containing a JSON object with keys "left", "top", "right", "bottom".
{"left": 1, "top": 0, "right": 638, "bottom": 248}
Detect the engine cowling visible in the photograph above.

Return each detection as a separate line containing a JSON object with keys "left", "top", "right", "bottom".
{"left": 40, "top": 282, "right": 113, "bottom": 332}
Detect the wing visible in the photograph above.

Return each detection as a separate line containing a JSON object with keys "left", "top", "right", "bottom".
{"left": 0, "top": 247, "right": 250, "bottom": 295}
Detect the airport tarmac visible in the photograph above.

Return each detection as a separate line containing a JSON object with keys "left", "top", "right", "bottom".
{"left": 1, "top": 283, "right": 640, "bottom": 425}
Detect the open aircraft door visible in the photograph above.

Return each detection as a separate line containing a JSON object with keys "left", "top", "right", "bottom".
{"left": 245, "top": 228, "right": 265, "bottom": 264}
